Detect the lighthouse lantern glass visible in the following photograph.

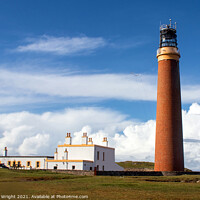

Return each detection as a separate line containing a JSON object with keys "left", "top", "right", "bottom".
{"left": 160, "top": 25, "right": 177, "bottom": 48}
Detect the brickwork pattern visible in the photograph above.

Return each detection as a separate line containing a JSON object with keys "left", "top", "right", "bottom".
{"left": 155, "top": 59, "right": 184, "bottom": 171}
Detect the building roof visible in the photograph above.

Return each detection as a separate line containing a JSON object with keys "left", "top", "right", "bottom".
{"left": 46, "top": 159, "right": 93, "bottom": 163}
{"left": 0, "top": 156, "right": 54, "bottom": 158}
{"left": 57, "top": 144, "right": 114, "bottom": 150}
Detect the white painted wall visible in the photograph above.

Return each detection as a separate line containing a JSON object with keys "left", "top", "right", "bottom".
{"left": 94, "top": 146, "right": 117, "bottom": 171}
{"left": 53, "top": 144, "right": 124, "bottom": 171}
{"left": 46, "top": 161, "right": 93, "bottom": 170}
{"left": 82, "top": 161, "right": 94, "bottom": 171}
{"left": 0, "top": 156, "right": 49, "bottom": 169}
{"left": 47, "top": 161, "right": 68, "bottom": 170}
{"left": 57, "top": 146, "right": 94, "bottom": 161}
{"left": 0, "top": 144, "right": 124, "bottom": 171}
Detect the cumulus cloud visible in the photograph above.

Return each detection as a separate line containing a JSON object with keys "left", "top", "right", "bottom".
{"left": 0, "top": 107, "right": 133, "bottom": 156}
{"left": 0, "top": 104, "right": 200, "bottom": 171}
{"left": 18, "top": 134, "right": 49, "bottom": 155}
{"left": 113, "top": 120, "right": 156, "bottom": 162}
{"left": 15, "top": 36, "right": 106, "bottom": 55}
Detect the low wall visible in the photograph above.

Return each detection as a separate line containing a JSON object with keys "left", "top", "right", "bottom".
{"left": 96, "top": 171, "right": 200, "bottom": 176}
{"left": 12, "top": 169, "right": 94, "bottom": 176}
{"left": 161, "top": 171, "right": 200, "bottom": 176}
{"left": 40, "top": 169, "right": 94, "bottom": 176}
{"left": 96, "top": 171, "right": 163, "bottom": 176}
{"left": 10, "top": 168, "right": 200, "bottom": 176}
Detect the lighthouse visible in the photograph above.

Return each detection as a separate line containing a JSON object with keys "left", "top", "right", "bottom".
{"left": 155, "top": 20, "right": 184, "bottom": 171}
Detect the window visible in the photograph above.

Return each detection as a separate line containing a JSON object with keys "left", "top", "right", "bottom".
{"left": 97, "top": 151, "right": 99, "bottom": 160}
{"left": 90, "top": 167, "right": 92, "bottom": 171}
{"left": 17, "top": 161, "right": 21, "bottom": 167}
{"left": 103, "top": 152, "right": 105, "bottom": 161}
{"left": 102, "top": 165, "right": 104, "bottom": 171}
{"left": 72, "top": 165, "right": 75, "bottom": 170}
{"left": 54, "top": 166, "right": 57, "bottom": 170}
{"left": 36, "top": 161, "right": 40, "bottom": 168}
{"left": 96, "top": 165, "right": 99, "bottom": 171}
{"left": 13, "top": 161, "right": 16, "bottom": 167}
{"left": 7, "top": 161, "right": 11, "bottom": 166}
{"left": 26, "top": 161, "right": 31, "bottom": 167}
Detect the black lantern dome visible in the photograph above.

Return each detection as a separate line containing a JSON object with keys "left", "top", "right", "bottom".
{"left": 159, "top": 19, "right": 177, "bottom": 48}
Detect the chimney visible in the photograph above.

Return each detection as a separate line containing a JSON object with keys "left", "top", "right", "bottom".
{"left": 88, "top": 138, "right": 93, "bottom": 145}
{"left": 102, "top": 137, "right": 108, "bottom": 147}
{"left": 65, "top": 133, "right": 72, "bottom": 145}
{"left": 4, "top": 147, "right": 7, "bottom": 157}
{"left": 54, "top": 148, "right": 58, "bottom": 160}
{"left": 82, "top": 132, "right": 88, "bottom": 145}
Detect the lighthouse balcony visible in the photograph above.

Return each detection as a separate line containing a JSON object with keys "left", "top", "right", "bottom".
{"left": 160, "top": 23, "right": 176, "bottom": 31}
{"left": 157, "top": 47, "right": 180, "bottom": 56}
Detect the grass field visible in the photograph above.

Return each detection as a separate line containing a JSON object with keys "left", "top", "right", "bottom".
{"left": 116, "top": 161, "right": 192, "bottom": 172}
{"left": 116, "top": 161, "right": 154, "bottom": 170}
{"left": 0, "top": 169, "right": 200, "bottom": 200}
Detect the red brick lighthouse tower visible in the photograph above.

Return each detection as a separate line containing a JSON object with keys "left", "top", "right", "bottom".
{"left": 155, "top": 20, "right": 184, "bottom": 171}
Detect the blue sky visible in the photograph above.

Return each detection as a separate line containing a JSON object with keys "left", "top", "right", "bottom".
{"left": 0, "top": 0, "right": 200, "bottom": 119}
{"left": 0, "top": 0, "right": 200, "bottom": 169}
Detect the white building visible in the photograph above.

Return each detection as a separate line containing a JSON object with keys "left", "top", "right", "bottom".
{"left": 0, "top": 133, "right": 124, "bottom": 171}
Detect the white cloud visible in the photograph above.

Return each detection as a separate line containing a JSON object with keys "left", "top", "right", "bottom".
{"left": 0, "top": 69, "right": 200, "bottom": 108}
{"left": 182, "top": 85, "right": 200, "bottom": 103}
{"left": 186, "top": 102, "right": 200, "bottom": 115}
{"left": 0, "top": 107, "right": 133, "bottom": 156}
{"left": 113, "top": 120, "right": 156, "bottom": 161}
{"left": 16, "top": 36, "right": 106, "bottom": 55}
{"left": 0, "top": 69, "right": 157, "bottom": 107}
{"left": 0, "top": 104, "right": 200, "bottom": 171}
{"left": 18, "top": 134, "right": 49, "bottom": 155}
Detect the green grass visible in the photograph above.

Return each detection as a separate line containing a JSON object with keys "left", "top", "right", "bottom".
{"left": 0, "top": 169, "right": 200, "bottom": 200}
{"left": 116, "top": 161, "right": 192, "bottom": 172}
{"left": 116, "top": 161, "right": 154, "bottom": 170}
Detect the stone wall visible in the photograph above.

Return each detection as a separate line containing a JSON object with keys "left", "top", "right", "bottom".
{"left": 33, "top": 169, "right": 94, "bottom": 176}
{"left": 11, "top": 169, "right": 200, "bottom": 176}
{"left": 96, "top": 171, "right": 200, "bottom": 176}
{"left": 96, "top": 171, "right": 163, "bottom": 176}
